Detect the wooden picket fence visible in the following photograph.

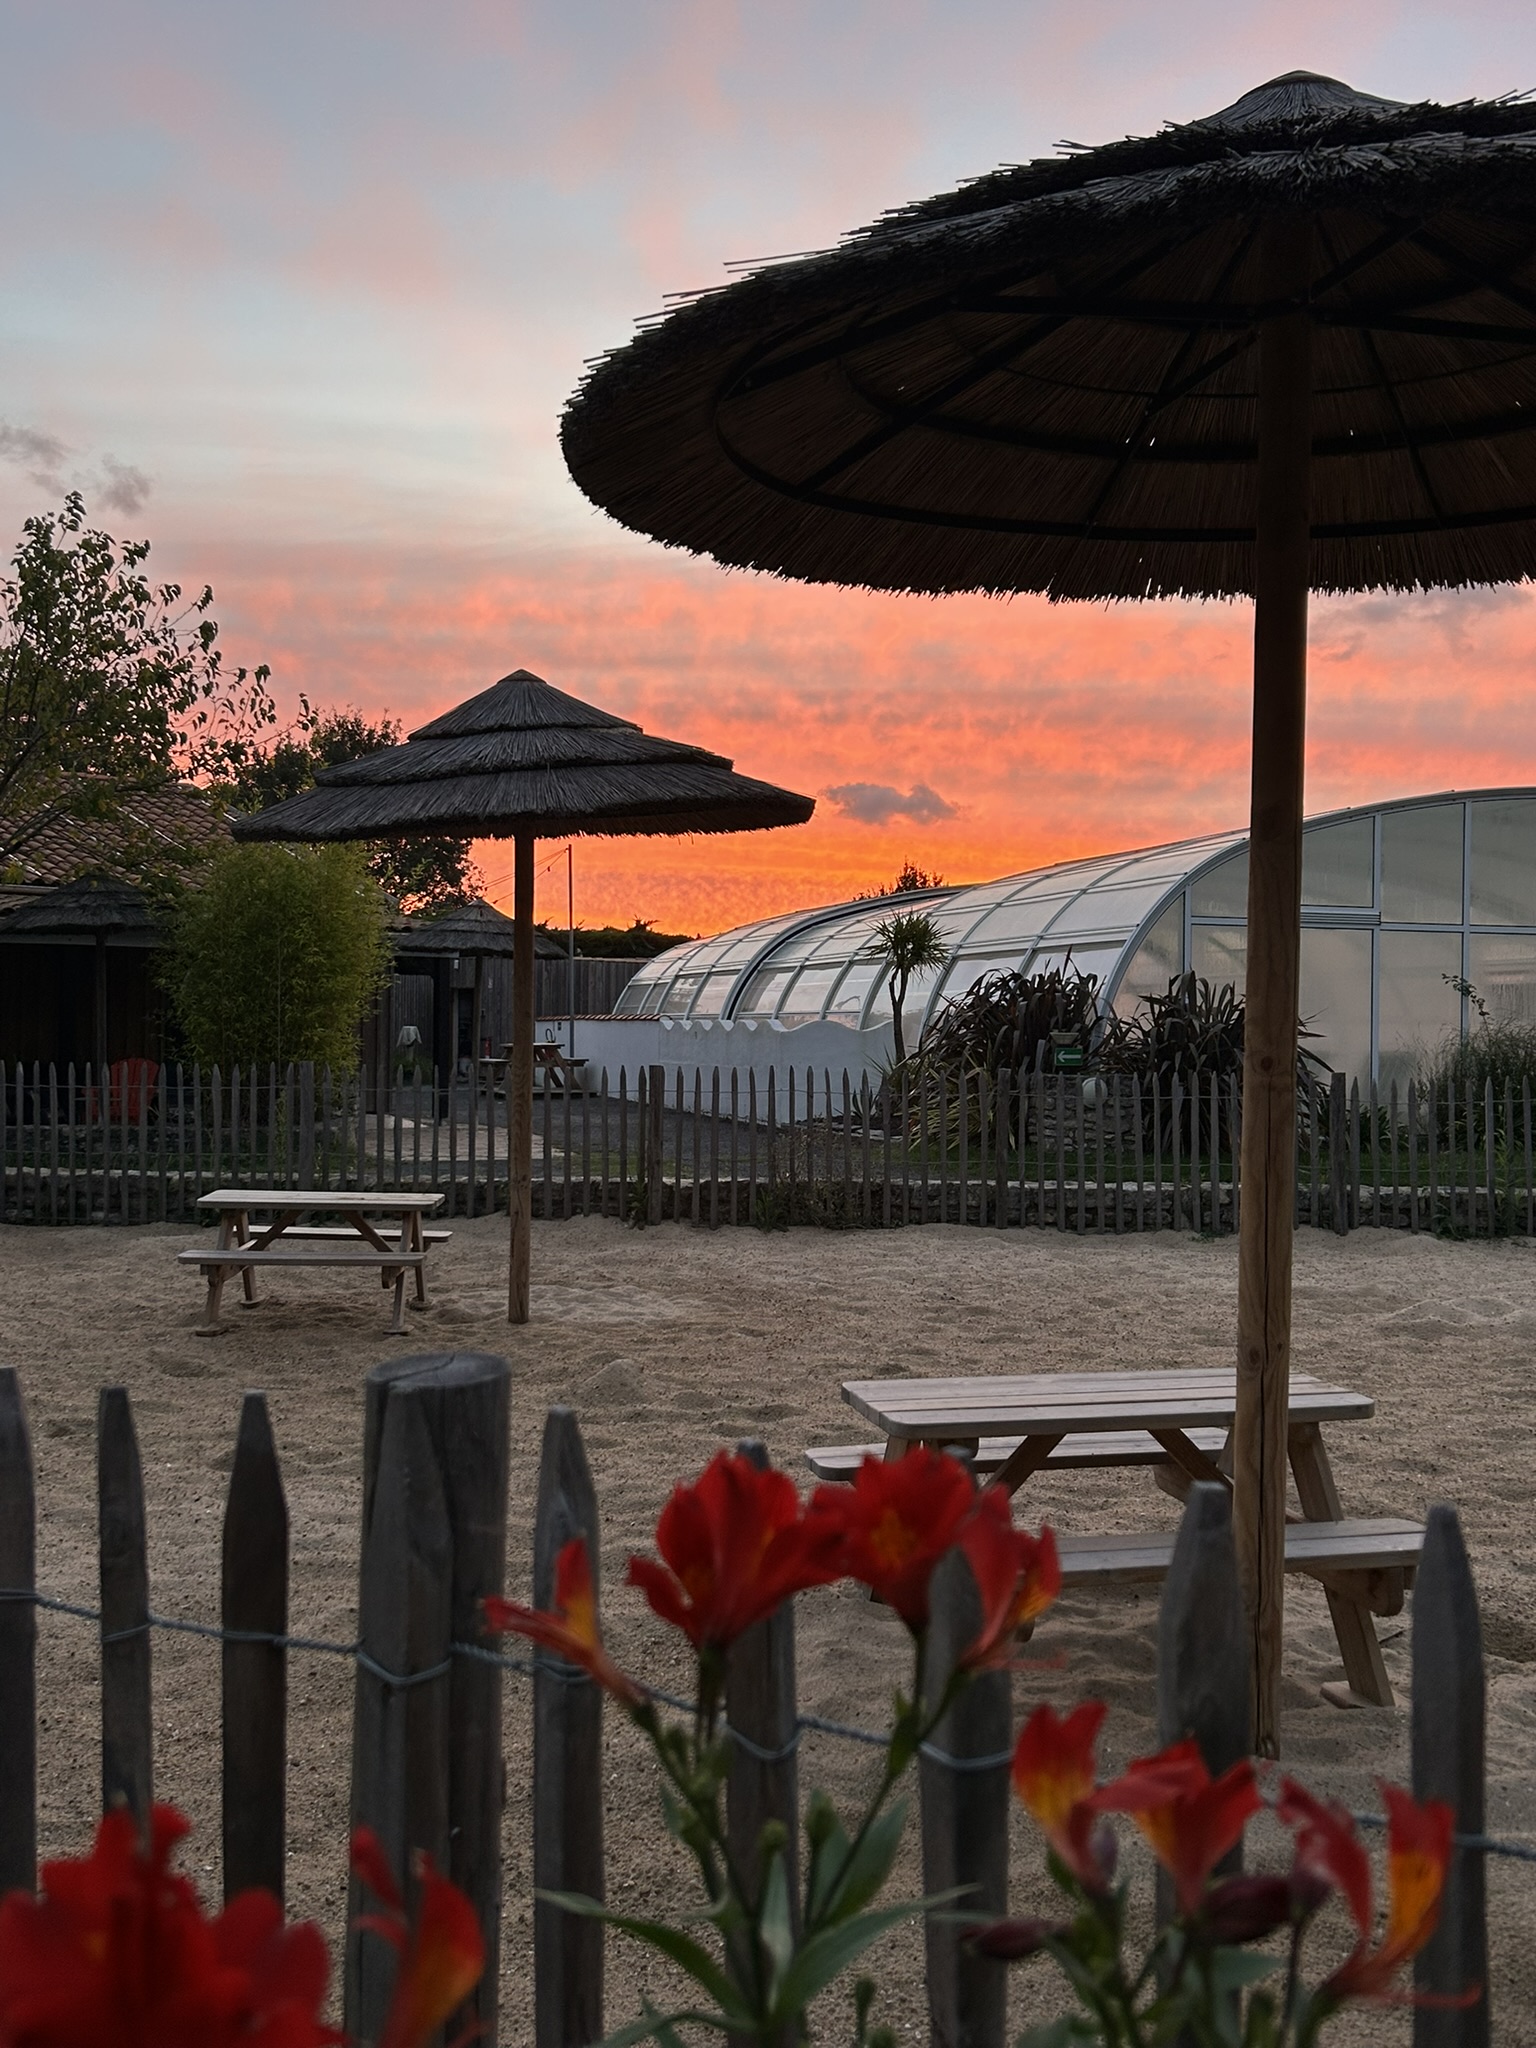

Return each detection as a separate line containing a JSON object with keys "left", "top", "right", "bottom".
{"left": 4, "top": 1055, "right": 1536, "bottom": 1240}
{"left": 0, "top": 1357, "right": 1497, "bottom": 2045}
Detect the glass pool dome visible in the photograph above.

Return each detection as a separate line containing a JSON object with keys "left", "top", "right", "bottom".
{"left": 614, "top": 790, "right": 1536, "bottom": 1084}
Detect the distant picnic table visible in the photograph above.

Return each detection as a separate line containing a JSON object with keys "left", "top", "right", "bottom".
{"left": 812, "top": 1366, "right": 1422, "bottom": 1709}
{"left": 181, "top": 1189, "right": 448, "bottom": 1336}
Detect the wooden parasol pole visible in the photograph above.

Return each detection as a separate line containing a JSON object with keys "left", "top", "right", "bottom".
{"left": 1234, "top": 212, "right": 1312, "bottom": 1758}
{"left": 508, "top": 828, "right": 536, "bottom": 1324}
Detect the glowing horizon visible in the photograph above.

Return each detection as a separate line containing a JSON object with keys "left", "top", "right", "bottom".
{"left": 5, "top": 1, "right": 1536, "bottom": 940}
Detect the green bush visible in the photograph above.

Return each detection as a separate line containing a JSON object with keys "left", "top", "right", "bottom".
{"left": 165, "top": 842, "right": 390, "bottom": 1070}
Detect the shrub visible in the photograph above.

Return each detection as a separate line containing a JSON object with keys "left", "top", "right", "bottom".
{"left": 164, "top": 841, "right": 390, "bottom": 1070}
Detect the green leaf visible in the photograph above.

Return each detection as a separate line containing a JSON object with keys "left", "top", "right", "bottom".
{"left": 1205, "top": 1949, "right": 1284, "bottom": 1993}
{"left": 819, "top": 1802, "right": 913, "bottom": 1925}
{"left": 535, "top": 1891, "right": 750, "bottom": 2023}
{"left": 770, "top": 1894, "right": 955, "bottom": 2021}
{"left": 757, "top": 1848, "right": 795, "bottom": 1994}
{"left": 592, "top": 2007, "right": 734, "bottom": 2048}
{"left": 805, "top": 1797, "right": 854, "bottom": 1922}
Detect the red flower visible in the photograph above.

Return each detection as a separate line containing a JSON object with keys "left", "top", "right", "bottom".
{"left": 1275, "top": 1779, "right": 1373, "bottom": 1937}
{"left": 1092, "top": 1739, "right": 1261, "bottom": 1915}
{"left": 484, "top": 1537, "right": 645, "bottom": 1708}
{"left": 1011, "top": 1700, "right": 1111, "bottom": 1891}
{"left": 0, "top": 1803, "right": 337, "bottom": 2048}
{"left": 1278, "top": 1782, "right": 1453, "bottom": 2006}
{"left": 956, "top": 1491, "right": 1061, "bottom": 1670}
{"left": 627, "top": 1451, "right": 844, "bottom": 1654}
{"left": 810, "top": 1448, "right": 976, "bottom": 1631}
{"left": 351, "top": 1830, "right": 486, "bottom": 2048}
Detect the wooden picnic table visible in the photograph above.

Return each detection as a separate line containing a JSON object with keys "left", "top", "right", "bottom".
{"left": 838, "top": 1367, "right": 1419, "bottom": 1709}
{"left": 182, "top": 1189, "right": 448, "bottom": 1336}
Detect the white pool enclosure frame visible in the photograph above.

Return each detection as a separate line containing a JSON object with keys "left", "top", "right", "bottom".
{"left": 608, "top": 790, "right": 1536, "bottom": 1087}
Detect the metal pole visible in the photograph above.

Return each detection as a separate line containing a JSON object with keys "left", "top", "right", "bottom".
{"left": 1234, "top": 212, "right": 1312, "bottom": 1759}
{"left": 509, "top": 830, "right": 536, "bottom": 1324}
{"left": 567, "top": 843, "right": 576, "bottom": 1059}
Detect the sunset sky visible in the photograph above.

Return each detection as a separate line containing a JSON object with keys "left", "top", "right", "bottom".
{"left": 6, "top": 0, "right": 1536, "bottom": 934}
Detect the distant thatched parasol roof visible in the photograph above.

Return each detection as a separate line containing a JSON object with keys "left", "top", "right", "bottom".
{"left": 393, "top": 897, "right": 564, "bottom": 960}
{"left": 0, "top": 878, "right": 160, "bottom": 939}
{"left": 230, "top": 670, "right": 813, "bottom": 844}
{"left": 562, "top": 72, "right": 1536, "bottom": 601}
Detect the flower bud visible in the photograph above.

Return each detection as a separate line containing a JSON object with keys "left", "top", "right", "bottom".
{"left": 967, "top": 1916, "right": 1065, "bottom": 1960}
{"left": 1202, "top": 1874, "right": 1299, "bottom": 1945}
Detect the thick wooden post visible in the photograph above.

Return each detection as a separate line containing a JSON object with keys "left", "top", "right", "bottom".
{"left": 1413, "top": 1506, "right": 1489, "bottom": 2046}
{"left": 346, "top": 1378, "right": 455, "bottom": 2046}
{"left": 533, "top": 1406, "right": 605, "bottom": 2048}
{"left": 1158, "top": 1483, "right": 1248, "bottom": 1923}
{"left": 726, "top": 1441, "right": 800, "bottom": 1923}
{"left": 920, "top": 1548, "right": 1009, "bottom": 2048}
{"left": 0, "top": 1369, "right": 36, "bottom": 1893}
{"left": 361, "top": 1353, "right": 511, "bottom": 2044}
{"left": 1234, "top": 211, "right": 1312, "bottom": 1758}
{"left": 509, "top": 828, "right": 537, "bottom": 1322}
{"left": 98, "top": 1387, "right": 152, "bottom": 1827}
{"left": 222, "top": 1392, "right": 288, "bottom": 1901}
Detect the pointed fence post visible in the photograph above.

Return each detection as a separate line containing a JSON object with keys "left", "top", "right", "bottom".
{"left": 346, "top": 1379, "right": 455, "bottom": 2047}
{"left": 0, "top": 1369, "right": 36, "bottom": 1893}
{"left": 98, "top": 1386, "right": 152, "bottom": 1827}
{"left": 222, "top": 1392, "right": 288, "bottom": 1901}
{"left": 358, "top": 1352, "right": 512, "bottom": 2044}
{"left": 533, "top": 1406, "right": 605, "bottom": 2048}
{"left": 647, "top": 1065, "right": 665, "bottom": 1224}
{"left": 1157, "top": 1483, "right": 1248, "bottom": 1922}
{"left": 1412, "top": 1506, "right": 1489, "bottom": 2046}
{"left": 920, "top": 1547, "right": 1009, "bottom": 2048}
{"left": 726, "top": 1440, "right": 800, "bottom": 1928}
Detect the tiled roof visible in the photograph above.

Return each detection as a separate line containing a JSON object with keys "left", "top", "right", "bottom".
{"left": 0, "top": 782, "right": 233, "bottom": 884}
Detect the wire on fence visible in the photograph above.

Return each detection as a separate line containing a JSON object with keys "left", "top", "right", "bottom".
{"left": 6, "top": 1583, "right": 1534, "bottom": 1858}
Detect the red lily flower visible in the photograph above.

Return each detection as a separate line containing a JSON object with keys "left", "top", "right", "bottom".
{"left": 484, "top": 1536, "right": 645, "bottom": 1708}
{"left": 1278, "top": 1782, "right": 1453, "bottom": 2006}
{"left": 1275, "top": 1778, "right": 1373, "bottom": 1937}
{"left": 1011, "top": 1700, "right": 1111, "bottom": 1891}
{"left": 956, "top": 1490, "right": 1061, "bottom": 1670}
{"left": 810, "top": 1447, "right": 976, "bottom": 1631}
{"left": 0, "top": 1803, "right": 337, "bottom": 2048}
{"left": 628, "top": 1451, "right": 844, "bottom": 1653}
{"left": 1092, "top": 1739, "right": 1261, "bottom": 1915}
{"left": 350, "top": 1829, "right": 486, "bottom": 2048}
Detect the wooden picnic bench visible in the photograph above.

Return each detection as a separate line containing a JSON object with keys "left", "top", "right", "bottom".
{"left": 829, "top": 1367, "right": 1419, "bottom": 1709}
{"left": 180, "top": 1189, "right": 448, "bottom": 1336}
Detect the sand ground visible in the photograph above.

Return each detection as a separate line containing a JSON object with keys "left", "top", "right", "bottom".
{"left": 4, "top": 1212, "right": 1535, "bottom": 2045}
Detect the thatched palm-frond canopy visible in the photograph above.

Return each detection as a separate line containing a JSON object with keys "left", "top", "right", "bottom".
{"left": 230, "top": 667, "right": 811, "bottom": 1335}
{"left": 561, "top": 69, "right": 1536, "bottom": 1757}
{"left": 0, "top": 879, "right": 160, "bottom": 936}
{"left": 562, "top": 72, "right": 1536, "bottom": 601}
{"left": 230, "top": 669, "right": 813, "bottom": 843}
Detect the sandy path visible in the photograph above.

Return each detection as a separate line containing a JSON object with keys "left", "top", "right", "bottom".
{"left": 4, "top": 1213, "right": 1534, "bottom": 2044}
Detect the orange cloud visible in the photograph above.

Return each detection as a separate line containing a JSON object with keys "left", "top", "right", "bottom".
{"left": 182, "top": 532, "right": 1536, "bottom": 936}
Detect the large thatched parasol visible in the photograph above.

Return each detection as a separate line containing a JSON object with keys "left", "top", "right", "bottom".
{"left": 231, "top": 668, "right": 812, "bottom": 1323}
{"left": 561, "top": 70, "right": 1536, "bottom": 1750}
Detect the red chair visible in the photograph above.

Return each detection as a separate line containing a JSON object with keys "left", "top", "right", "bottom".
{"left": 108, "top": 1057, "right": 159, "bottom": 1122}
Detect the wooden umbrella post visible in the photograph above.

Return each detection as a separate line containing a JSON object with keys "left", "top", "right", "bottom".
{"left": 508, "top": 830, "right": 537, "bottom": 1324}
{"left": 1234, "top": 213, "right": 1313, "bottom": 1757}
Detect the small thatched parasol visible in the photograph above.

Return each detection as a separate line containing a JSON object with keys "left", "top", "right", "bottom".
{"left": 561, "top": 71, "right": 1536, "bottom": 1750}
{"left": 232, "top": 668, "right": 813, "bottom": 1323}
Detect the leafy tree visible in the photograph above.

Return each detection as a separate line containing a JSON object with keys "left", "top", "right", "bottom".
{"left": 220, "top": 699, "right": 482, "bottom": 913}
{"left": 540, "top": 918, "right": 697, "bottom": 958}
{"left": 164, "top": 842, "right": 391, "bottom": 1070}
{"left": 871, "top": 908, "right": 949, "bottom": 1064}
{"left": 0, "top": 495, "right": 275, "bottom": 878}
{"left": 856, "top": 860, "right": 946, "bottom": 900}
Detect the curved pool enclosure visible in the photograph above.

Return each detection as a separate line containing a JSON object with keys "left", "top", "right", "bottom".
{"left": 614, "top": 790, "right": 1536, "bottom": 1086}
